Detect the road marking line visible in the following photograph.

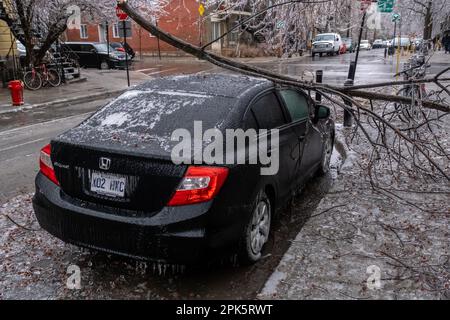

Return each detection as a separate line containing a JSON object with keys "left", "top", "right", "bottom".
{"left": 135, "top": 67, "right": 157, "bottom": 73}
{"left": 146, "top": 68, "right": 178, "bottom": 75}
{"left": 0, "top": 138, "right": 48, "bottom": 153}
{"left": 0, "top": 112, "right": 93, "bottom": 137}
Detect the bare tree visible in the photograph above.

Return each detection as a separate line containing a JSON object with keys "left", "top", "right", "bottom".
{"left": 399, "top": 0, "right": 449, "bottom": 39}
{"left": 0, "top": 0, "right": 169, "bottom": 65}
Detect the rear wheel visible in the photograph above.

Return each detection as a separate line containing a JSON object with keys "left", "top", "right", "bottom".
{"left": 23, "top": 71, "right": 42, "bottom": 91}
{"left": 238, "top": 190, "right": 272, "bottom": 265}
{"left": 47, "top": 69, "right": 61, "bottom": 87}
{"left": 100, "top": 60, "right": 110, "bottom": 70}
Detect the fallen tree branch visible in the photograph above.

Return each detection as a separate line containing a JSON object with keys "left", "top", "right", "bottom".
{"left": 117, "top": 0, "right": 449, "bottom": 113}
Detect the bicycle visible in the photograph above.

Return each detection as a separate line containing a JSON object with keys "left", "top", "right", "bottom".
{"left": 23, "top": 63, "right": 61, "bottom": 91}
{"left": 394, "top": 51, "right": 431, "bottom": 123}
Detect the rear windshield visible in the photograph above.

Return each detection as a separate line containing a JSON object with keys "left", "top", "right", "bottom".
{"left": 82, "top": 89, "right": 237, "bottom": 137}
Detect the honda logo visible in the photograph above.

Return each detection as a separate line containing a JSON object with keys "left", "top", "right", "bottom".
{"left": 99, "top": 157, "right": 111, "bottom": 170}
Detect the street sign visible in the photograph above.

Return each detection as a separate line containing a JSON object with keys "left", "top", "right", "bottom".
{"left": 116, "top": 6, "right": 128, "bottom": 21}
{"left": 378, "top": 0, "right": 395, "bottom": 13}
{"left": 392, "top": 13, "right": 401, "bottom": 22}
{"left": 198, "top": 4, "right": 205, "bottom": 16}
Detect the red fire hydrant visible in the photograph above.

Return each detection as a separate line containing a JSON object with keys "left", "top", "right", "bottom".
{"left": 8, "top": 80, "right": 25, "bottom": 106}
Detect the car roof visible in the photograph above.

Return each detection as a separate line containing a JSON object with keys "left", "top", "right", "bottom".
{"left": 134, "top": 73, "right": 273, "bottom": 99}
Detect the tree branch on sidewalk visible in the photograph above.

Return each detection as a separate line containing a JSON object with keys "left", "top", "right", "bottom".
{"left": 118, "top": 0, "right": 449, "bottom": 199}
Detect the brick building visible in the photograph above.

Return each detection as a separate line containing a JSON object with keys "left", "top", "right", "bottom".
{"left": 65, "top": 0, "right": 205, "bottom": 56}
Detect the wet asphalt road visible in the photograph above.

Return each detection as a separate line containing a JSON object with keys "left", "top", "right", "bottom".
{"left": 0, "top": 49, "right": 394, "bottom": 299}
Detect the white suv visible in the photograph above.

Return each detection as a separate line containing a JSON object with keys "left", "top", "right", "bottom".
{"left": 312, "top": 33, "right": 342, "bottom": 57}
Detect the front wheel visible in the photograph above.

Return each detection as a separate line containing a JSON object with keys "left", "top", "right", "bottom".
{"left": 23, "top": 71, "right": 42, "bottom": 91}
{"left": 47, "top": 69, "right": 61, "bottom": 87}
{"left": 317, "top": 133, "right": 334, "bottom": 176}
{"left": 238, "top": 190, "right": 272, "bottom": 265}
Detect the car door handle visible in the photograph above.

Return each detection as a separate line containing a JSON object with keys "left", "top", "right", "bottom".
{"left": 299, "top": 135, "right": 306, "bottom": 141}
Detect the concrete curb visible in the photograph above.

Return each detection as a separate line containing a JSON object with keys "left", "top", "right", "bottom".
{"left": 0, "top": 89, "right": 125, "bottom": 116}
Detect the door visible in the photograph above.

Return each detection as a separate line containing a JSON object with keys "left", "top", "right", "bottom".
{"left": 80, "top": 44, "right": 99, "bottom": 67}
{"left": 250, "top": 91, "right": 299, "bottom": 200}
{"left": 278, "top": 89, "right": 310, "bottom": 186}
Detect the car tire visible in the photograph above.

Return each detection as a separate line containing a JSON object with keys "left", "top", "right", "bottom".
{"left": 100, "top": 61, "right": 109, "bottom": 70}
{"left": 238, "top": 190, "right": 272, "bottom": 265}
{"left": 317, "top": 132, "right": 334, "bottom": 176}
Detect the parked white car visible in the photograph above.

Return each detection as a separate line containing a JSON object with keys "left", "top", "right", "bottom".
{"left": 312, "top": 33, "right": 343, "bottom": 57}
{"left": 359, "top": 40, "right": 372, "bottom": 50}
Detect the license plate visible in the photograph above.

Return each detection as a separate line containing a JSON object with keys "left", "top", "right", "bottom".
{"left": 90, "top": 171, "right": 126, "bottom": 198}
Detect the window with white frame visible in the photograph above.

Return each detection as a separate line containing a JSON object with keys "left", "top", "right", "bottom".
{"left": 114, "top": 21, "right": 132, "bottom": 38}
{"left": 212, "top": 22, "right": 221, "bottom": 41}
{"left": 113, "top": 23, "right": 120, "bottom": 38}
{"left": 80, "top": 25, "right": 88, "bottom": 39}
{"left": 149, "top": 17, "right": 156, "bottom": 37}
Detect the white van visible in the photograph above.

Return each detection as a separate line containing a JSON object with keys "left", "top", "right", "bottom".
{"left": 312, "top": 33, "right": 343, "bottom": 57}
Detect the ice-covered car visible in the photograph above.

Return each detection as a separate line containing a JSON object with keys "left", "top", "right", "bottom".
{"left": 312, "top": 33, "right": 343, "bottom": 57}
{"left": 372, "top": 39, "right": 384, "bottom": 49}
{"left": 358, "top": 40, "right": 372, "bottom": 50}
{"left": 33, "top": 74, "right": 335, "bottom": 265}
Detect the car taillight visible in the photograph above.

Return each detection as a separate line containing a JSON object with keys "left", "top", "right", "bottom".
{"left": 168, "top": 166, "right": 229, "bottom": 207}
{"left": 39, "top": 144, "right": 59, "bottom": 185}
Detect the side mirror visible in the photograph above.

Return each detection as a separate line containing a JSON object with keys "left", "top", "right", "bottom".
{"left": 315, "top": 105, "right": 331, "bottom": 122}
{"left": 90, "top": 49, "right": 97, "bottom": 54}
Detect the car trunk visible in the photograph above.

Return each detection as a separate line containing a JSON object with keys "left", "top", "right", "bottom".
{"left": 51, "top": 141, "right": 186, "bottom": 213}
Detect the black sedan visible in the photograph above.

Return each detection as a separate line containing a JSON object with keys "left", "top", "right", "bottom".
{"left": 33, "top": 74, "right": 334, "bottom": 265}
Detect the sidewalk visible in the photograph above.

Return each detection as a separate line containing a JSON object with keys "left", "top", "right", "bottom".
{"left": 258, "top": 125, "right": 450, "bottom": 300}
{"left": 0, "top": 69, "right": 150, "bottom": 115}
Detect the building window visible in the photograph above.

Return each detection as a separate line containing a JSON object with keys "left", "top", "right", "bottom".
{"left": 113, "top": 22, "right": 132, "bottom": 38}
{"left": 112, "top": 24, "right": 120, "bottom": 38}
{"left": 80, "top": 25, "right": 88, "bottom": 39}
{"left": 212, "top": 22, "right": 221, "bottom": 41}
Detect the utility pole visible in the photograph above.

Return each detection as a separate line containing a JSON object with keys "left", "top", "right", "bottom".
{"left": 343, "top": 8, "right": 367, "bottom": 127}
{"left": 123, "top": 19, "right": 130, "bottom": 87}
{"left": 106, "top": 21, "right": 110, "bottom": 57}
{"left": 396, "top": 16, "right": 402, "bottom": 77}
{"left": 156, "top": 20, "right": 161, "bottom": 60}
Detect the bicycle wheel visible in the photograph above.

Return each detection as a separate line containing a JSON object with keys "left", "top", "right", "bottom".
{"left": 23, "top": 71, "right": 42, "bottom": 91}
{"left": 47, "top": 69, "right": 61, "bottom": 87}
